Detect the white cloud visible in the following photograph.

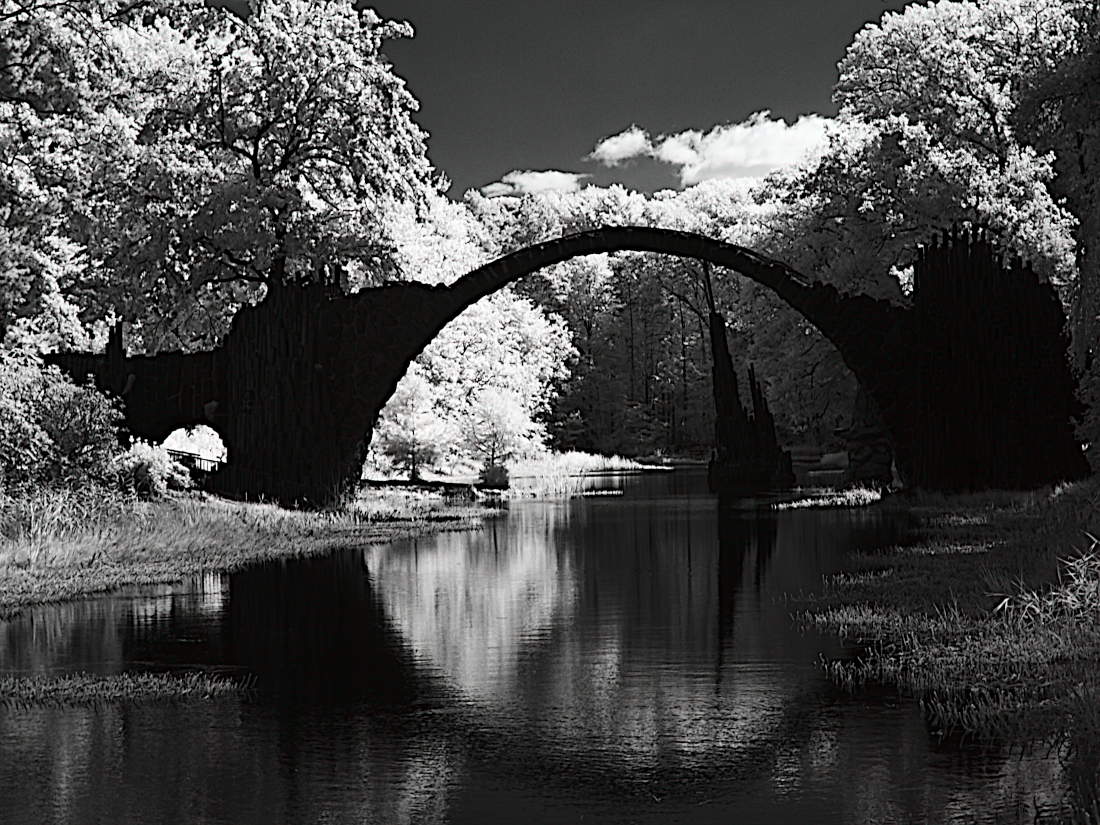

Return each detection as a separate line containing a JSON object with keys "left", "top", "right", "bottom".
{"left": 664, "top": 112, "right": 830, "bottom": 185}
{"left": 653, "top": 130, "right": 704, "bottom": 167}
{"left": 588, "top": 112, "right": 832, "bottom": 186}
{"left": 587, "top": 125, "right": 654, "bottom": 166}
{"left": 481, "top": 169, "right": 588, "bottom": 197}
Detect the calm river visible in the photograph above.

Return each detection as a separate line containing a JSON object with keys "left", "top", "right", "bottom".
{"left": 0, "top": 469, "right": 1079, "bottom": 823}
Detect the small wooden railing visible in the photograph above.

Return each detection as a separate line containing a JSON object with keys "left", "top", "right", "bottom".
{"left": 167, "top": 449, "right": 222, "bottom": 474}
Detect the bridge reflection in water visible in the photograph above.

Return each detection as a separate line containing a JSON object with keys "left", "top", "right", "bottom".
{"left": 0, "top": 470, "right": 1081, "bottom": 824}
{"left": 368, "top": 501, "right": 797, "bottom": 784}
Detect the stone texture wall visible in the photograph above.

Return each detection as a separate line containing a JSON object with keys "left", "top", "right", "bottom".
{"left": 899, "top": 227, "right": 1088, "bottom": 490}
{"left": 48, "top": 226, "right": 1088, "bottom": 505}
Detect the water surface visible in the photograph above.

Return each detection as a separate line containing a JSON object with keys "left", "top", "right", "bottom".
{"left": 0, "top": 469, "right": 1077, "bottom": 823}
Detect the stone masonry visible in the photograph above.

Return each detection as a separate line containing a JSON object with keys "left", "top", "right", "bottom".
{"left": 48, "top": 226, "right": 1088, "bottom": 505}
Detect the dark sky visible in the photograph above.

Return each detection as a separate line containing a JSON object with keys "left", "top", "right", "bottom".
{"left": 217, "top": 1, "right": 916, "bottom": 196}
{"left": 365, "top": 1, "right": 914, "bottom": 197}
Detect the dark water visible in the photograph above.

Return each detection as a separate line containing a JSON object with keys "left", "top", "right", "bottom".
{"left": 0, "top": 469, "right": 1076, "bottom": 823}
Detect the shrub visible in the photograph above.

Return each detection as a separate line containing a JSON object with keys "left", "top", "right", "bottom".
{"left": 479, "top": 463, "right": 510, "bottom": 489}
{"left": 112, "top": 441, "right": 192, "bottom": 499}
{"left": 0, "top": 350, "right": 123, "bottom": 486}
{"left": 38, "top": 375, "right": 123, "bottom": 483}
{"left": 0, "top": 393, "right": 52, "bottom": 485}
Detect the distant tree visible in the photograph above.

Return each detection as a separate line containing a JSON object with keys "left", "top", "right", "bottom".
{"left": 414, "top": 291, "right": 573, "bottom": 468}
{"left": 385, "top": 191, "right": 490, "bottom": 286}
{"left": 373, "top": 367, "right": 451, "bottom": 480}
{"left": 369, "top": 192, "right": 574, "bottom": 476}
{"left": 463, "top": 388, "right": 539, "bottom": 473}
{"left": 533, "top": 255, "right": 623, "bottom": 451}
{"left": 372, "top": 291, "right": 572, "bottom": 479}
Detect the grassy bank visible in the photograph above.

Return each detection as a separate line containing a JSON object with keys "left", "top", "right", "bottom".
{"left": 802, "top": 480, "right": 1100, "bottom": 747}
{"left": 0, "top": 484, "right": 495, "bottom": 704}
{"left": 0, "top": 484, "right": 494, "bottom": 619}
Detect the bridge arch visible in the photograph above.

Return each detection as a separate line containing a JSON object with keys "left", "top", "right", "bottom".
{"left": 425, "top": 225, "right": 906, "bottom": 378}
{"left": 49, "top": 225, "right": 1084, "bottom": 505}
{"left": 370, "top": 226, "right": 910, "bottom": 479}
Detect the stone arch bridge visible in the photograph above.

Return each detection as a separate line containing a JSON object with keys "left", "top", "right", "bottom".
{"left": 51, "top": 226, "right": 1086, "bottom": 505}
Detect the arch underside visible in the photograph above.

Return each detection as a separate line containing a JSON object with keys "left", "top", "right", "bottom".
{"left": 437, "top": 227, "right": 912, "bottom": 472}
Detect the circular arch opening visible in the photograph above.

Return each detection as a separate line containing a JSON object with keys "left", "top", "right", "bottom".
{"left": 162, "top": 424, "right": 228, "bottom": 473}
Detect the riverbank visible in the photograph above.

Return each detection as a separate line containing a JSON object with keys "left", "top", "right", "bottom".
{"left": 802, "top": 479, "right": 1100, "bottom": 753}
{"left": 0, "top": 485, "right": 495, "bottom": 620}
{"left": 0, "top": 485, "right": 496, "bottom": 705}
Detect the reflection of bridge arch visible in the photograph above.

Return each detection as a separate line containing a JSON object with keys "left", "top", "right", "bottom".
{"left": 51, "top": 226, "right": 1085, "bottom": 505}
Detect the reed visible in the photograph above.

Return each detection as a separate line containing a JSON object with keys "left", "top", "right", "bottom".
{"left": 773, "top": 487, "right": 881, "bottom": 509}
{"left": 510, "top": 450, "right": 645, "bottom": 476}
{"left": 804, "top": 477, "right": 1100, "bottom": 751}
{"left": 508, "top": 451, "right": 646, "bottom": 498}
{"left": 0, "top": 671, "right": 246, "bottom": 709}
{"left": 0, "top": 485, "right": 141, "bottom": 567}
{"left": 348, "top": 485, "right": 489, "bottom": 522}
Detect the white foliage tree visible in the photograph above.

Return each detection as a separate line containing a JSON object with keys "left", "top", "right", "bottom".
{"left": 370, "top": 193, "right": 575, "bottom": 478}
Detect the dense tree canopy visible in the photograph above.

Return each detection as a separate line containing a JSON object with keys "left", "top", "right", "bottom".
{"left": 1, "top": 0, "right": 435, "bottom": 352}
{"left": 827, "top": 0, "right": 1100, "bottom": 451}
{"left": 833, "top": 0, "right": 1079, "bottom": 284}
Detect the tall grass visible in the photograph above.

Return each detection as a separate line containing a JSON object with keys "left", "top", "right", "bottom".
{"left": 346, "top": 485, "right": 492, "bottom": 522}
{"left": 508, "top": 451, "right": 646, "bottom": 498}
{"left": 773, "top": 487, "right": 881, "bottom": 509}
{"left": 0, "top": 671, "right": 246, "bottom": 709}
{"left": 0, "top": 485, "right": 144, "bottom": 567}
{"left": 510, "top": 450, "right": 645, "bottom": 475}
{"left": 805, "top": 477, "right": 1100, "bottom": 749}
{"left": 0, "top": 484, "right": 493, "bottom": 618}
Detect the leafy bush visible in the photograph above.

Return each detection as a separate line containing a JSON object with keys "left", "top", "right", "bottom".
{"left": 38, "top": 373, "right": 123, "bottom": 482}
{"left": 479, "top": 463, "right": 509, "bottom": 489}
{"left": 0, "top": 393, "right": 52, "bottom": 484}
{"left": 0, "top": 350, "right": 123, "bottom": 486}
{"left": 112, "top": 441, "right": 192, "bottom": 499}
